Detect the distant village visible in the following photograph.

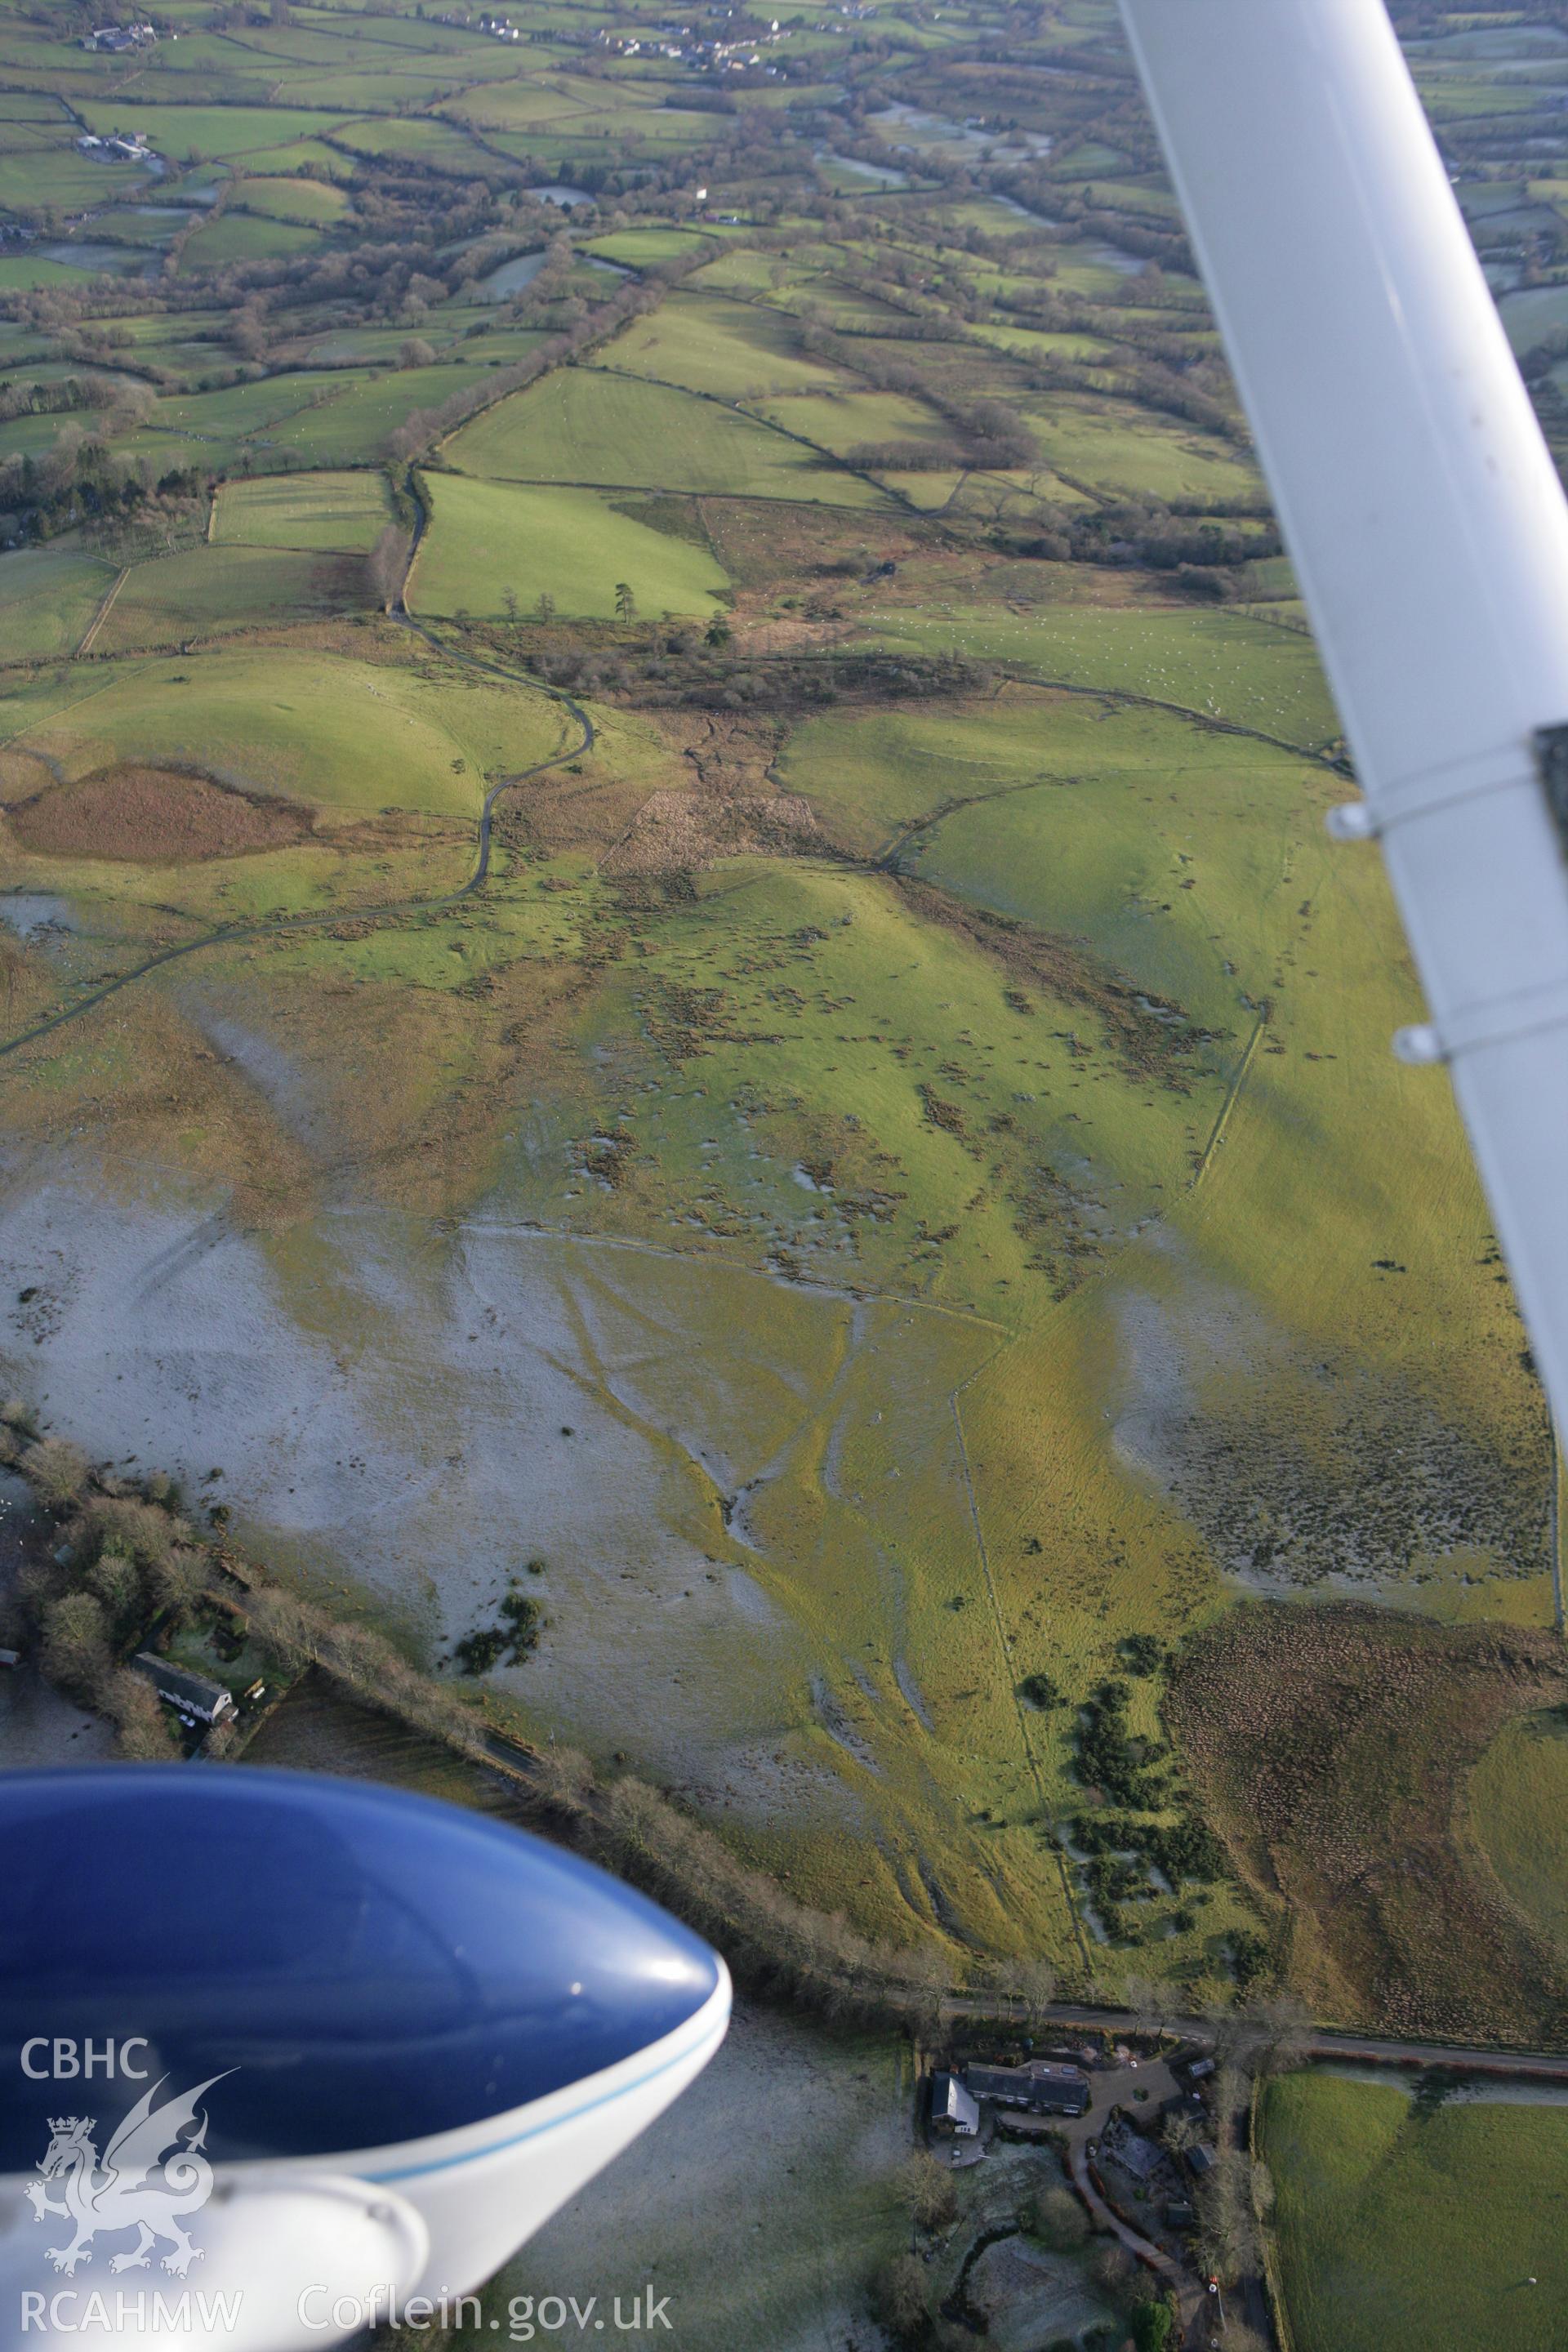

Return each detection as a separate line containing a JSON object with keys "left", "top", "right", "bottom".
{"left": 462, "top": 7, "right": 874, "bottom": 68}
{"left": 593, "top": 16, "right": 788, "bottom": 71}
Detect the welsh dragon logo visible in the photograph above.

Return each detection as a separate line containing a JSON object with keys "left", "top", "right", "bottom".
{"left": 23, "top": 2074, "right": 229, "bottom": 2278}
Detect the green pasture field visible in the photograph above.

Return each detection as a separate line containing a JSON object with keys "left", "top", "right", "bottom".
{"left": 583, "top": 226, "right": 715, "bottom": 265}
{"left": 108, "top": 335, "right": 238, "bottom": 390}
{"left": 939, "top": 196, "right": 1054, "bottom": 232}
{"left": 862, "top": 601, "right": 1341, "bottom": 749}
{"left": 0, "top": 95, "right": 71, "bottom": 120}
{"left": 594, "top": 290, "right": 843, "bottom": 399}
{"left": 1077, "top": 176, "right": 1184, "bottom": 221}
{"left": 408, "top": 474, "right": 730, "bottom": 621}
{"left": 136, "top": 372, "right": 368, "bottom": 451}
{"left": 0, "top": 144, "right": 82, "bottom": 194}
{"left": 199, "top": 22, "right": 394, "bottom": 66}
{"left": 688, "top": 247, "right": 792, "bottom": 295}
{"left": 0, "top": 353, "right": 104, "bottom": 393}
{"left": 212, "top": 470, "right": 394, "bottom": 552}
{"left": 471, "top": 129, "right": 605, "bottom": 172}
{"left": 759, "top": 385, "right": 956, "bottom": 458}
{"left": 2, "top": 648, "right": 565, "bottom": 818}
{"left": 1526, "top": 174, "right": 1568, "bottom": 218}
{"left": 83, "top": 207, "right": 185, "bottom": 248}
{"left": 813, "top": 155, "right": 911, "bottom": 193}
{"left": 230, "top": 176, "right": 350, "bottom": 225}
{"left": 92, "top": 545, "right": 368, "bottom": 654}
{"left": 1466, "top": 1708, "right": 1568, "bottom": 1964}
{"left": 1263, "top": 2072, "right": 1568, "bottom": 2352}
{"left": 574, "top": 107, "right": 727, "bottom": 152}
{"left": 236, "top": 10, "right": 501, "bottom": 59}
{"left": 0, "top": 149, "right": 151, "bottom": 217}
{"left": 226, "top": 139, "right": 359, "bottom": 179}
{"left": 261, "top": 365, "right": 499, "bottom": 466}
{"left": 1016, "top": 390, "right": 1261, "bottom": 501}
{"left": 780, "top": 278, "right": 943, "bottom": 332}
{"left": 969, "top": 322, "right": 1124, "bottom": 364}
{"left": 0, "top": 259, "right": 84, "bottom": 301}
{"left": 884, "top": 466, "right": 968, "bottom": 509}
{"left": 439, "top": 80, "right": 595, "bottom": 130}
{"left": 302, "top": 325, "right": 461, "bottom": 365}
{"left": 180, "top": 212, "right": 324, "bottom": 270}
{"left": 444, "top": 365, "right": 893, "bottom": 505}
{"left": 570, "top": 826, "right": 1224, "bottom": 1321}
{"left": 1237, "top": 555, "right": 1300, "bottom": 599}
{"left": 0, "top": 544, "right": 117, "bottom": 666}
{"left": 449, "top": 329, "right": 550, "bottom": 366}
{"left": 327, "top": 116, "right": 494, "bottom": 172}
{"left": 263, "top": 69, "right": 476, "bottom": 109}
{"left": 1414, "top": 71, "right": 1542, "bottom": 117}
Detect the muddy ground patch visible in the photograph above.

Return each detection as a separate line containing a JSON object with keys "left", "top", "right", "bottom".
{"left": 7, "top": 764, "right": 314, "bottom": 862}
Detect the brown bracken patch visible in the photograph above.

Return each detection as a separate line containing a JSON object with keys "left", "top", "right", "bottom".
{"left": 8, "top": 765, "right": 314, "bottom": 863}
{"left": 1166, "top": 1600, "right": 1568, "bottom": 2044}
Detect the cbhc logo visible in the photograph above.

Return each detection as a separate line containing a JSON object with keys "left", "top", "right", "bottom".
{"left": 20, "top": 2041, "right": 150, "bottom": 2081}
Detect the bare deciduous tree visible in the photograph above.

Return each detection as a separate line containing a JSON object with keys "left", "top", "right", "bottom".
{"left": 367, "top": 523, "right": 409, "bottom": 612}
{"left": 40, "top": 1592, "right": 112, "bottom": 1704}
{"left": 894, "top": 2150, "right": 957, "bottom": 2230}
{"left": 102, "top": 1666, "right": 178, "bottom": 1760}
{"left": 19, "top": 1436, "right": 87, "bottom": 1508}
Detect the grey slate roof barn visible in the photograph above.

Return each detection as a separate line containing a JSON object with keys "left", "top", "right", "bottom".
{"left": 960, "top": 2060, "right": 1090, "bottom": 2117}
{"left": 132, "top": 1653, "right": 235, "bottom": 1725}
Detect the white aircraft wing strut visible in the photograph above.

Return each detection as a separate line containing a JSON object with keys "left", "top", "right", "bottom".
{"left": 1118, "top": 0, "right": 1568, "bottom": 1437}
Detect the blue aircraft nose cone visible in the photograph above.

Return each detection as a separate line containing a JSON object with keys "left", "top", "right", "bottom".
{"left": 0, "top": 1768, "right": 723, "bottom": 2168}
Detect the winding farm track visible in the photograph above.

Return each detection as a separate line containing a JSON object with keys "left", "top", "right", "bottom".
{"left": 1067, "top": 2137, "right": 1203, "bottom": 2337}
{"left": 0, "top": 628, "right": 593, "bottom": 1067}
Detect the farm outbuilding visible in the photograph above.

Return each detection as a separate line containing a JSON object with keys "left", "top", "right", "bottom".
{"left": 132, "top": 1652, "right": 235, "bottom": 1725}
{"left": 929, "top": 2072, "right": 980, "bottom": 2137}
